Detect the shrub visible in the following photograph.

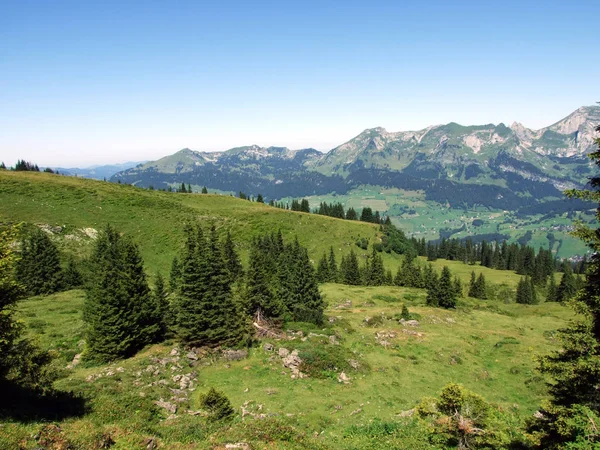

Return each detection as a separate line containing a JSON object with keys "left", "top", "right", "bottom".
{"left": 199, "top": 388, "right": 234, "bottom": 422}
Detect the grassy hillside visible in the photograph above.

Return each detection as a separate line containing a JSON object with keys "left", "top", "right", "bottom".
{"left": 1, "top": 170, "right": 577, "bottom": 448}
{"left": 3, "top": 284, "right": 572, "bottom": 448}
{"left": 0, "top": 171, "right": 382, "bottom": 274}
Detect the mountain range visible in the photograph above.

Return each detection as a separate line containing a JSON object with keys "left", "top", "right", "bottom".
{"left": 111, "top": 106, "right": 599, "bottom": 208}
{"left": 57, "top": 161, "right": 145, "bottom": 180}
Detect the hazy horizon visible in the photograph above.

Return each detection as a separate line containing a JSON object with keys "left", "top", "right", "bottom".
{"left": 2, "top": 1, "right": 598, "bottom": 167}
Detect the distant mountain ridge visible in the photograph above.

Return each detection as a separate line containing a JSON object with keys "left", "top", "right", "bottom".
{"left": 111, "top": 106, "right": 599, "bottom": 204}
{"left": 59, "top": 161, "right": 146, "bottom": 180}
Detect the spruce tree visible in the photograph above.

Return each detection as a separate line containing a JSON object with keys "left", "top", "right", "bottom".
{"left": 341, "top": 249, "right": 361, "bottom": 285}
{"left": 328, "top": 247, "right": 338, "bottom": 282}
{"left": 176, "top": 225, "right": 247, "bottom": 346}
{"left": 316, "top": 252, "right": 330, "bottom": 283}
{"left": 246, "top": 240, "right": 282, "bottom": 318}
{"left": 453, "top": 276, "right": 463, "bottom": 298}
{"left": 256, "top": 193, "right": 264, "bottom": 203}
{"left": 287, "top": 247, "right": 324, "bottom": 324}
{"left": 201, "top": 186, "right": 208, "bottom": 194}
{"left": 63, "top": 256, "right": 83, "bottom": 289}
{"left": 437, "top": 266, "right": 457, "bottom": 308}
{"left": 468, "top": 271, "right": 477, "bottom": 297}
{"left": 366, "top": 247, "right": 385, "bottom": 286}
{"left": 556, "top": 264, "right": 577, "bottom": 302}
{"left": 425, "top": 270, "right": 440, "bottom": 306}
{"left": 546, "top": 274, "right": 558, "bottom": 302}
{"left": 84, "top": 225, "right": 157, "bottom": 361}
{"left": 222, "top": 231, "right": 243, "bottom": 283}
{"left": 169, "top": 256, "right": 182, "bottom": 291}
{"left": 153, "top": 272, "right": 170, "bottom": 339}
{"left": 526, "top": 123, "right": 600, "bottom": 447}
{"left": 15, "top": 228, "right": 63, "bottom": 296}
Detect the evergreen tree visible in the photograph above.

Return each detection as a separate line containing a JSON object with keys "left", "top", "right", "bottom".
{"left": 0, "top": 162, "right": 5, "bottom": 169}
{"left": 169, "top": 256, "right": 182, "bottom": 292}
{"left": 360, "top": 207, "right": 374, "bottom": 223}
{"left": 453, "top": 276, "right": 463, "bottom": 298}
{"left": 287, "top": 246, "right": 324, "bottom": 323}
{"left": 526, "top": 123, "right": 600, "bottom": 447}
{"left": 328, "top": 246, "right": 338, "bottom": 282}
{"left": 425, "top": 270, "right": 440, "bottom": 307}
{"left": 153, "top": 272, "right": 170, "bottom": 339}
{"left": 176, "top": 226, "right": 247, "bottom": 346}
{"left": 468, "top": 272, "right": 487, "bottom": 299}
{"left": 222, "top": 231, "right": 243, "bottom": 283}
{"left": 15, "top": 228, "right": 63, "bottom": 296}
{"left": 63, "top": 256, "right": 83, "bottom": 289}
{"left": 187, "top": 183, "right": 192, "bottom": 193}
{"left": 341, "top": 249, "right": 361, "bottom": 285}
{"left": 256, "top": 193, "right": 264, "bottom": 203}
{"left": 346, "top": 207, "right": 358, "bottom": 220}
{"left": 246, "top": 239, "right": 282, "bottom": 318}
{"left": 438, "top": 266, "right": 457, "bottom": 308}
{"left": 516, "top": 276, "right": 536, "bottom": 305}
{"left": 546, "top": 274, "right": 558, "bottom": 302}
{"left": 365, "top": 247, "right": 385, "bottom": 286}
{"left": 316, "top": 252, "right": 330, "bottom": 283}
{"left": 201, "top": 186, "right": 208, "bottom": 194}
{"left": 84, "top": 225, "right": 157, "bottom": 361}
{"left": 556, "top": 264, "right": 577, "bottom": 302}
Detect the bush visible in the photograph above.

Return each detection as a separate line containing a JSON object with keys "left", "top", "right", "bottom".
{"left": 199, "top": 388, "right": 234, "bottom": 422}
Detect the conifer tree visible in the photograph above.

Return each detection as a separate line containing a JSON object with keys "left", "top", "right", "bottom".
{"left": 526, "top": 123, "right": 600, "bottom": 447}
{"left": 246, "top": 240, "right": 282, "bottom": 318}
{"left": 63, "top": 256, "right": 83, "bottom": 289}
{"left": 516, "top": 276, "right": 536, "bottom": 305}
{"left": 328, "top": 247, "right": 338, "bottom": 282}
{"left": 15, "top": 228, "right": 63, "bottom": 296}
{"left": 346, "top": 207, "right": 358, "bottom": 220}
{"left": 153, "top": 272, "right": 170, "bottom": 339}
{"left": 316, "top": 252, "right": 330, "bottom": 283}
{"left": 84, "top": 225, "right": 157, "bottom": 361}
{"left": 546, "top": 274, "right": 558, "bottom": 302}
{"left": 169, "top": 256, "right": 182, "bottom": 291}
{"left": 365, "top": 247, "right": 385, "bottom": 286}
{"left": 556, "top": 264, "right": 577, "bottom": 302}
{"left": 341, "top": 249, "right": 361, "bottom": 285}
{"left": 453, "top": 276, "right": 463, "bottom": 298}
{"left": 425, "top": 270, "right": 440, "bottom": 307}
{"left": 176, "top": 225, "right": 247, "bottom": 346}
{"left": 437, "top": 266, "right": 457, "bottom": 308}
{"left": 287, "top": 246, "right": 324, "bottom": 324}
{"left": 222, "top": 231, "right": 243, "bottom": 283}
{"left": 256, "top": 193, "right": 264, "bottom": 203}
{"left": 201, "top": 186, "right": 208, "bottom": 194}
{"left": 468, "top": 271, "right": 477, "bottom": 296}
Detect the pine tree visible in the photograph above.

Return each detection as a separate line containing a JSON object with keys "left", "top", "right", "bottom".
{"left": 84, "top": 225, "right": 157, "bottom": 361}
{"left": 287, "top": 247, "right": 324, "bottom": 324}
{"left": 556, "top": 264, "right": 577, "bottom": 302}
{"left": 346, "top": 207, "right": 358, "bottom": 220}
{"left": 516, "top": 276, "right": 536, "bottom": 305}
{"left": 425, "top": 270, "right": 440, "bottom": 306}
{"left": 201, "top": 186, "right": 208, "bottom": 194}
{"left": 453, "top": 276, "right": 463, "bottom": 298}
{"left": 246, "top": 240, "right": 282, "bottom": 318}
{"left": 176, "top": 226, "right": 247, "bottom": 346}
{"left": 256, "top": 193, "right": 264, "bottom": 203}
{"left": 187, "top": 183, "right": 192, "bottom": 193}
{"left": 222, "top": 231, "right": 243, "bottom": 283}
{"left": 153, "top": 272, "right": 170, "bottom": 339}
{"left": 526, "top": 123, "right": 600, "bottom": 447}
{"left": 468, "top": 272, "right": 487, "bottom": 299}
{"left": 328, "top": 247, "right": 338, "bottom": 282}
{"left": 437, "top": 266, "right": 457, "bottom": 308}
{"left": 366, "top": 247, "right": 385, "bottom": 286}
{"left": 316, "top": 252, "right": 330, "bottom": 283}
{"left": 15, "top": 228, "right": 63, "bottom": 296}
{"left": 546, "top": 274, "right": 558, "bottom": 302}
{"left": 341, "top": 250, "right": 361, "bottom": 285}
{"left": 169, "top": 256, "right": 182, "bottom": 291}
{"left": 63, "top": 256, "right": 83, "bottom": 289}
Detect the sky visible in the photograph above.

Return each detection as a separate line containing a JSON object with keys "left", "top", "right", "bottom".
{"left": 1, "top": 0, "right": 599, "bottom": 167}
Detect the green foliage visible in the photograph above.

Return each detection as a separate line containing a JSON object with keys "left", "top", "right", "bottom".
{"left": 15, "top": 228, "right": 64, "bottom": 296}
{"left": 426, "top": 266, "right": 456, "bottom": 308}
{"left": 175, "top": 225, "right": 249, "bottom": 347}
{"left": 526, "top": 124, "right": 600, "bottom": 448}
{"left": 198, "top": 387, "right": 234, "bottom": 421}
{"left": 468, "top": 271, "right": 487, "bottom": 299}
{"left": 84, "top": 225, "right": 160, "bottom": 362}
{"left": 516, "top": 276, "right": 538, "bottom": 305}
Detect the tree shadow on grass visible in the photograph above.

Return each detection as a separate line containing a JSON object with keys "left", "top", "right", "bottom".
{"left": 0, "top": 382, "right": 88, "bottom": 422}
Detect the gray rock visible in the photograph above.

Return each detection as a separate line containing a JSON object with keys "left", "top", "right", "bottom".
{"left": 154, "top": 398, "right": 177, "bottom": 414}
{"left": 222, "top": 349, "right": 248, "bottom": 361}
{"left": 278, "top": 347, "right": 290, "bottom": 358}
{"left": 186, "top": 351, "right": 198, "bottom": 361}
{"left": 263, "top": 343, "right": 274, "bottom": 352}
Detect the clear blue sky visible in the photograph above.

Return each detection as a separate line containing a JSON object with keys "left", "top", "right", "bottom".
{"left": 1, "top": 0, "right": 598, "bottom": 167}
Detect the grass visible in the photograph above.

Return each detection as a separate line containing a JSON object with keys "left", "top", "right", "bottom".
{"left": 3, "top": 282, "right": 574, "bottom": 449}
{"left": 0, "top": 171, "right": 381, "bottom": 274}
